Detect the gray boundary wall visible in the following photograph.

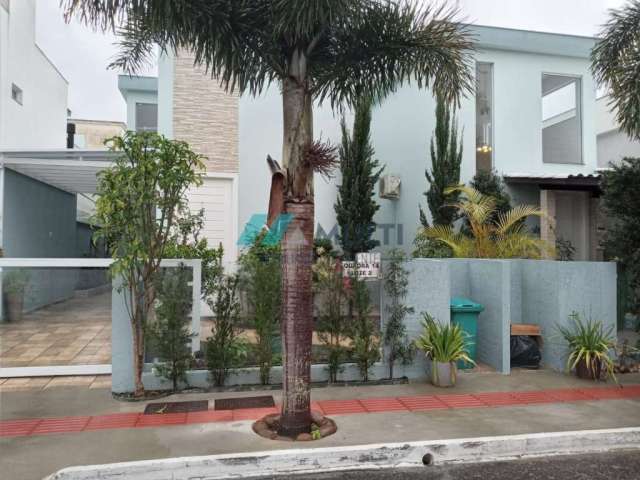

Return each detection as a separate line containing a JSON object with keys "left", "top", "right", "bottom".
{"left": 111, "top": 259, "right": 616, "bottom": 393}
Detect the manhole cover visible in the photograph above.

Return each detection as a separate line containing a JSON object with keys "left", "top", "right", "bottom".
{"left": 215, "top": 395, "right": 275, "bottom": 410}
{"left": 144, "top": 400, "right": 209, "bottom": 415}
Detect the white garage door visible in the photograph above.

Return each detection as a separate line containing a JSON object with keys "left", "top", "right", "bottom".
{"left": 186, "top": 177, "right": 236, "bottom": 264}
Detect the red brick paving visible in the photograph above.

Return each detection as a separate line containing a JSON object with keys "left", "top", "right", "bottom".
{"left": 0, "top": 384, "right": 638, "bottom": 439}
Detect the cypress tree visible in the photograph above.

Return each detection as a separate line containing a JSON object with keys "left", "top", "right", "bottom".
{"left": 335, "top": 99, "right": 384, "bottom": 260}
{"left": 419, "top": 97, "right": 463, "bottom": 227}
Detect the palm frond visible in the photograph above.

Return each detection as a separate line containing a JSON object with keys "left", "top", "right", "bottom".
{"left": 495, "top": 205, "right": 544, "bottom": 235}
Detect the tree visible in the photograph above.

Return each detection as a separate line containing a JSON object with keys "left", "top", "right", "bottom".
{"left": 591, "top": 1, "right": 640, "bottom": 139}
{"left": 149, "top": 265, "right": 193, "bottom": 391}
{"left": 93, "top": 132, "right": 203, "bottom": 397}
{"left": 335, "top": 98, "right": 384, "bottom": 260}
{"left": 349, "top": 275, "right": 380, "bottom": 382}
{"left": 422, "top": 186, "right": 552, "bottom": 259}
{"left": 419, "top": 96, "right": 463, "bottom": 228}
{"left": 469, "top": 169, "right": 512, "bottom": 224}
{"left": 383, "top": 249, "right": 415, "bottom": 378}
{"left": 601, "top": 157, "right": 640, "bottom": 314}
{"left": 65, "top": 0, "right": 473, "bottom": 436}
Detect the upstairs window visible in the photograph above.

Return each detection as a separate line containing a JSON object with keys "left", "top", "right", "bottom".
{"left": 11, "top": 83, "right": 22, "bottom": 105}
{"left": 475, "top": 63, "right": 493, "bottom": 172}
{"left": 135, "top": 102, "right": 158, "bottom": 132}
{"left": 542, "top": 74, "right": 582, "bottom": 164}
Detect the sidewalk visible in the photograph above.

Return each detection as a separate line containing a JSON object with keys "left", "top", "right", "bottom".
{"left": 1, "top": 370, "right": 639, "bottom": 480}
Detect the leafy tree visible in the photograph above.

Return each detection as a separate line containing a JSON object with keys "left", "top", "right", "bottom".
{"left": 65, "top": 0, "right": 473, "bottom": 435}
{"left": 93, "top": 132, "right": 203, "bottom": 397}
{"left": 206, "top": 274, "right": 247, "bottom": 387}
{"left": 313, "top": 254, "right": 348, "bottom": 383}
{"left": 349, "top": 276, "right": 380, "bottom": 382}
{"left": 238, "top": 236, "right": 281, "bottom": 385}
{"left": 591, "top": 1, "right": 640, "bottom": 139}
{"left": 423, "top": 186, "right": 552, "bottom": 259}
{"left": 383, "top": 249, "right": 415, "bottom": 378}
{"left": 419, "top": 97, "right": 463, "bottom": 228}
{"left": 601, "top": 157, "right": 640, "bottom": 314}
{"left": 335, "top": 98, "right": 384, "bottom": 260}
{"left": 149, "top": 265, "right": 193, "bottom": 391}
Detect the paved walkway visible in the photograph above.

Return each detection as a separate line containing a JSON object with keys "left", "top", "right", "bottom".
{"left": 2, "top": 383, "right": 639, "bottom": 438}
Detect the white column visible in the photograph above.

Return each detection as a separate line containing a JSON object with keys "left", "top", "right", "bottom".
{"left": 540, "top": 189, "right": 556, "bottom": 259}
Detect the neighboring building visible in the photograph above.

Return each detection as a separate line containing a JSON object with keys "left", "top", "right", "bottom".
{"left": 0, "top": 0, "right": 68, "bottom": 148}
{"left": 119, "top": 25, "right": 607, "bottom": 262}
{"left": 67, "top": 118, "right": 126, "bottom": 149}
{"left": 596, "top": 95, "right": 640, "bottom": 169}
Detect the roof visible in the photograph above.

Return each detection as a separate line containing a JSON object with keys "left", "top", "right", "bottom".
{"left": 503, "top": 172, "right": 601, "bottom": 191}
{"left": 0, "top": 149, "right": 118, "bottom": 194}
{"left": 469, "top": 25, "right": 597, "bottom": 59}
{"left": 118, "top": 75, "right": 158, "bottom": 98}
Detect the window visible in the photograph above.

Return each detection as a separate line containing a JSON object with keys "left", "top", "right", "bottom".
{"left": 135, "top": 103, "right": 158, "bottom": 132}
{"left": 475, "top": 63, "right": 493, "bottom": 172}
{"left": 11, "top": 83, "right": 22, "bottom": 105}
{"left": 541, "top": 74, "right": 582, "bottom": 164}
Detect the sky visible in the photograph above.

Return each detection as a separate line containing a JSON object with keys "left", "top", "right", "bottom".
{"left": 35, "top": 0, "right": 628, "bottom": 123}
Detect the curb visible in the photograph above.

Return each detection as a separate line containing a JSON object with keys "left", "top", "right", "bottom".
{"left": 46, "top": 427, "right": 640, "bottom": 480}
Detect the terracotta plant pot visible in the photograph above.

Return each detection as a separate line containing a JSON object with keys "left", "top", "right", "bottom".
{"left": 431, "top": 360, "right": 457, "bottom": 387}
{"left": 4, "top": 291, "right": 24, "bottom": 322}
{"left": 575, "top": 358, "right": 602, "bottom": 380}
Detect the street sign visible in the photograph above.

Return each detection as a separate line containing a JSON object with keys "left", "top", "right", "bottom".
{"left": 342, "top": 252, "right": 381, "bottom": 279}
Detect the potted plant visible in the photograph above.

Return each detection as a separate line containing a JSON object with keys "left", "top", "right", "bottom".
{"left": 3, "top": 270, "right": 30, "bottom": 322}
{"left": 557, "top": 312, "right": 616, "bottom": 381}
{"left": 415, "top": 313, "right": 474, "bottom": 387}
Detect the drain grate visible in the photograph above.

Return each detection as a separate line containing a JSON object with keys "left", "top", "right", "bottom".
{"left": 144, "top": 400, "right": 209, "bottom": 415}
{"left": 214, "top": 395, "right": 275, "bottom": 410}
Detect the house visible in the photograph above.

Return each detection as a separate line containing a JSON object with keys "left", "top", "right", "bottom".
{"left": 596, "top": 95, "right": 640, "bottom": 168}
{"left": 118, "top": 25, "right": 608, "bottom": 263}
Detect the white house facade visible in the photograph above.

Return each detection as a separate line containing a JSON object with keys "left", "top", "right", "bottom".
{"left": 118, "top": 25, "right": 618, "bottom": 263}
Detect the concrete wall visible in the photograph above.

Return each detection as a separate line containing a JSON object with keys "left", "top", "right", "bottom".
{"left": 0, "top": 0, "right": 68, "bottom": 148}
{"left": 1, "top": 169, "right": 78, "bottom": 313}
{"left": 111, "top": 258, "right": 616, "bottom": 392}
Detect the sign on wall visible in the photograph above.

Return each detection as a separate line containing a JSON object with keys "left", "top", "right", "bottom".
{"left": 342, "top": 252, "right": 381, "bottom": 279}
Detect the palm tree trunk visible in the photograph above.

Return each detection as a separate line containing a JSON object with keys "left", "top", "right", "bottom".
{"left": 278, "top": 71, "right": 315, "bottom": 437}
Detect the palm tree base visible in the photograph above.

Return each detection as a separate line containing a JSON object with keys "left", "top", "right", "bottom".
{"left": 253, "top": 413, "right": 337, "bottom": 442}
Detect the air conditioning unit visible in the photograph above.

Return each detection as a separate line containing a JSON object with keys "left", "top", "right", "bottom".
{"left": 379, "top": 174, "right": 401, "bottom": 199}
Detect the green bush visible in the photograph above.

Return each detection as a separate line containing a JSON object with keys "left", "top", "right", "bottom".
{"left": 349, "top": 276, "right": 380, "bottom": 382}
{"left": 415, "top": 313, "right": 474, "bottom": 365}
{"left": 206, "top": 274, "right": 247, "bottom": 387}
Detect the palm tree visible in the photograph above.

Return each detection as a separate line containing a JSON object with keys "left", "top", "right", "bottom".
{"left": 421, "top": 186, "right": 552, "bottom": 259}
{"left": 63, "top": 0, "right": 473, "bottom": 436}
{"left": 591, "top": 0, "right": 640, "bottom": 139}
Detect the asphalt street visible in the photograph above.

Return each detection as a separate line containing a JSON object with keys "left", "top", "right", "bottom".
{"left": 253, "top": 451, "right": 640, "bottom": 480}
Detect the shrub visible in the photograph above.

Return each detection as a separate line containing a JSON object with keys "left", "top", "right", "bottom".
{"left": 149, "top": 265, "right": 193, "bottom": 391}
{"left": 349, "top": 276, "right": 380, "bottom": 382}
{"left": 206, "top": 274, "right": 247, "bottom": 387}
{"left": 238, "top": 237, "right": 281, "bottom": 385}
{"left": 313, "top": 255, "right": 348, "bottom": 383}
{"left": 383, "top": 249, "right": 415, "bottom": 378}
{"left": 415, "top": 313, "right": 474, "bottom": 365}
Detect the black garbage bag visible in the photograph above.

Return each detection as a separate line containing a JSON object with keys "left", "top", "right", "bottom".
{"left": 510, "top": 335, "right": 541, "bottom": 368}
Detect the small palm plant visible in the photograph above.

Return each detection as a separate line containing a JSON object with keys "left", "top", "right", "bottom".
{"left": 419, "top": 186, "right": 553, "bottom": 259}
{"left": 415, "top": 313, "right": 474, "bottom": 387}
{"left": 557, "top": 312, "right": 617, "bottom": 382}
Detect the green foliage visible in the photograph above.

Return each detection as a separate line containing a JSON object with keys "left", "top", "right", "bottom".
{"left": 313, "top": 237, "right": 337, "bottom": 261}
{"left": 206, "top": 274, "right": 247, "bottom": 387}
{"left": 601, "top": 157, "right": 640, "bottom": 313}
{"left": 64, "top": 1, "right": 474, "bottom": 109}
{"left": 557, "top": 312, "right": 616, "bottom": 382}
{"left": 469, "top": 169, "right": 512, "bottom": 224}
{"left": 92, "top": 131, "right": 204, "bottom": 396}
{"left": 349, "top": 276, "right": 380, "bottom": 382}
{"left": 382, "top": 249, "right": 415, "bottom": 378}
{"left": 238, "top": 236, "right": 281, "bottom": 385}
{"left": 3, "top": 270, "right": 30, "bottom": 295}
{"left": 163, "top": 207, "right": 225, "bottom": 299}
{"left": 149, "top": 265, "right": 193, "bottom": 391}
{"left": 412, "top": 235, "right": 453, "bottom": 259}
{"left": 415, "top": 313, "right": 474, "bottom": 365}
{"left": 556, "top": 237, "right": 576, "bottom": 262}
{"left": 591, "top": 1, "right": 640, "bottom": 139}
{"left": 420, "top": 97, "right": 463, "bottom": 228}
{"left": 422, "top": 186, "right": 552, "bottom": 259}
{"left": 335, "top": 98, "right": 384, "bottom": 260}
{"left": 313, "top": 255, "right": 348, "bottom": 383}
